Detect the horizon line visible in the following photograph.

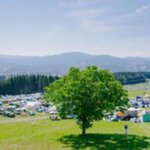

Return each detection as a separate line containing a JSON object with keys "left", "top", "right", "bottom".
{"left": 0, "top": 51, "right": 150, "bottom": 58}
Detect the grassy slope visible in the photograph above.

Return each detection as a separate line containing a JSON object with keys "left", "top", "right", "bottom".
{"left": 127, "top": 90, "right": 150, "bottom": 98}
{"left": 125, "top": 80, "right": 150, "bottom": 97}
{"left": 0, "top": 118, "right": 150, "bottom": 150}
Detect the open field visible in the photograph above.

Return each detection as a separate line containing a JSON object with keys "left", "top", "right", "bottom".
{"left": 125, "top": 80, "right": 150, "bottom": 97}
{"left": 127, "top": 90, "right": 150, "bottom": 98}
{"left": 0, "top": 117, "right": 150, "bottom": 150}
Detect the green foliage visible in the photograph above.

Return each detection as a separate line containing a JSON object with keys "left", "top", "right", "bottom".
{"left": 140, "top": 72, "right": 150, "bottom": 79}
{"left": 0, "top": 75, "right": 58, "bottom": 95}
{"left": 114, "top": 72, "right": 146, "bottom": 85}
{"left": 44, "top": 66, "right": 128, "bottom": 135}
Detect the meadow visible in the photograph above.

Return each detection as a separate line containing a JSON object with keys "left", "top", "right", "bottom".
{"left": 127, "top": 90, "right": 150, "bottom": 98}
{"left": 0, "top": 117, "right": 150, "bottom": 150}
{"left": 125, "top": 80, "right": 150, "bottom": 97}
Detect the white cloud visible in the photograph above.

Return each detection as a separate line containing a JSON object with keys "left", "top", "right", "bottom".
{"left": 80, "top": 19, "right": 113, "bottom": 32}
{"left": 72, "top": 3, "right": 113, "bottom": 33}
{"left": 136, "top": 3, "right": 150, "bottom": 13}
{"left": 74, "top": 0, "right": 100, "bottom": 6}
{"left": 60, "top": 1, "right": 150, "bottom": 33}
{"left": 92, "top": 25, "right": 112, "bottom": 32}
{"left": 74, "top": 7, "right": 110, "bottom": 18}
{"left": 104, "top": 3, "right": 150, "bottom": 24}
{"left": 58, "top": 0, "right": 113, "bottom": 33}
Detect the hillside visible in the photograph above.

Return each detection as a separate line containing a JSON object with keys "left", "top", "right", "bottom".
{"left": 0, "top": 119, "right": 149, "bottom": 150}
{"left": 1, "top": 52, "right": 150, "bottom": 75}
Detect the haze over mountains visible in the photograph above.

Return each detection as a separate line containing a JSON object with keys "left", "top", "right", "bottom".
{"left": 0, "top": 52, "right": 150, "bottom": 75}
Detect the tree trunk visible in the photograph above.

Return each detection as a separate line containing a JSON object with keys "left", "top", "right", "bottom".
{"left": 82, "top": 126, "right": 86, "bottom": 135}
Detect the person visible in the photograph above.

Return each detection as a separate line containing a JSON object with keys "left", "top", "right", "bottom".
{"left": 124, "top": 124, "right": 128, "bottom": 137}
{"left": 32, "top": 119, "right": 36, "bottom": 125}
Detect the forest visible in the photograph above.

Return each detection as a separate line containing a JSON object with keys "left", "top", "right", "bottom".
{"left": 1, "top": 72, "right": 150, "bottom": 95}
{"left": 0, "top": 75, "right": 58, "bottom": 95}
{"left": 114, "top": 72, "right": 147, "bottom": 85}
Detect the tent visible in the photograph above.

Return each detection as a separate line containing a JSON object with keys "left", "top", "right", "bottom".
{"left": 116, "top": 111, "right": 125, "bottom": 117}
{"left": 143, "top": 112, "right": 150, "bottom": 122}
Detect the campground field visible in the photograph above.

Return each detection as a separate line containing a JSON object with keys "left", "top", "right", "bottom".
{"left": 125, "top": 80, "right": 150, "bottom": 97}
{"left": 0, "top": 85, "right": 150, "bottom": 150}
{"left": 127, "top": 90, "right": 150, "bottom": 97}
{"left": 0, "top": 117, "right": 150, "bottom": 150}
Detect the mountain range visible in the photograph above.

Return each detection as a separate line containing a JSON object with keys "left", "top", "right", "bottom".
{"left": 0, "top": 52, "right": 150, "bottom": 75}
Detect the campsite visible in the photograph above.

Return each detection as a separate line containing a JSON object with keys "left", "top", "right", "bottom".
{"left": 0, "top": 71, "right": 150, "bottom": 150}
{"left": 0, "top": 0, "right": 150, "bottom": 149}
{"left": 0, "top": 88, "right": 150, "bottom": 149}
{"left": 0, "top": 90, "right": 150, "bottom": 122}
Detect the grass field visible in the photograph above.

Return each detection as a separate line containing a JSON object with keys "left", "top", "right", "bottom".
{"left": 1, "top": 85, "right": 150, "bottom": 150}
{"left": 0, "top": 117, "right": 150, "bottom": 150}
{"left": 127, "top": 90, "right": 150, "bottom": 97}
{"left": 125, "top": 80, "right": 150, "bottom": 97}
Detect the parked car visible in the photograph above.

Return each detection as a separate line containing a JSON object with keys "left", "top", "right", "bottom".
{"left": 49, "top": 115, "right": 61, "bottom": 121}
{"left": 0, "top": 108, "right": 4, "bottom": 115}
{"left": 28, "top": 111, "right": 35, "bottom": 116}
{"left": 14, "top": 109, "right": 22, "bottom": 115}
{"left": 3, "top": 111, "right": 10, "bottom": 116}
{"left": 3, "top": 111, "right": 15, "bottom": 117}
{"left": 7, "top": 112, "right": 15, "bottom": 118}
{"left": 37, "top": 107, "right": 45, "bottom": 112}
{"left": 8, "top": 105, "right": 16, "bottom": 111}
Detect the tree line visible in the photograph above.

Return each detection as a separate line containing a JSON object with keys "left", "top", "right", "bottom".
{"left": 113, "top": 72, "right": 147, "bottom": 85}
{"left": 0, "top": 75, "right": 58, "bottom": 95}
{"left": 1, "top": 71, "right": 150, "bottom": 95}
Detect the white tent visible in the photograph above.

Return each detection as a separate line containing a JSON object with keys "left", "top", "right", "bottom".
{"left": 47, "top": 106, "right": 58, "bottom": 114}
{"left": 25, "top": 101, "right": 41, "bottom": 110}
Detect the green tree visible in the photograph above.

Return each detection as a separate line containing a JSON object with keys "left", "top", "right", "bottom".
{"left": 0, "top": 75, "right": 58, "bottom": 95}
{"left": 44, "top": 66, "right": 128, "bottom": 135}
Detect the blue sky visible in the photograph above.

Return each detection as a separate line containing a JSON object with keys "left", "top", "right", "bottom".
{"left": 0, "top": 0, "right": 150, "bottom": 57}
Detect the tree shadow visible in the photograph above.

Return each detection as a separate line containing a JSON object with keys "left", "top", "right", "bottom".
{"left": 59, "top": 133, "right": 150, "bottom": 150}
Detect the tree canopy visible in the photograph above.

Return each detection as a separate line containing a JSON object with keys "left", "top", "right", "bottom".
{"left": 44, "top": 66, "right": 128, "bottom": 135}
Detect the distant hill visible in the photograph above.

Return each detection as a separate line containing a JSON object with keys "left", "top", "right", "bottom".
{"left": 1, "top": 52, "right": 150, "bottom": 75}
